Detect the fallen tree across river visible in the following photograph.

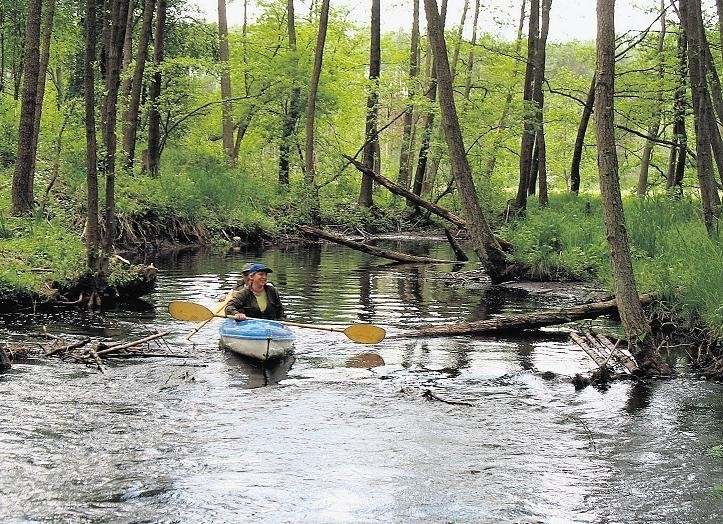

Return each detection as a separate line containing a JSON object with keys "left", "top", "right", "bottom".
{"left": 298, "top": 225, "right": 460, "bottom": 264}
{"left": 387, "top": 293, "right": 657, "bottom": 338}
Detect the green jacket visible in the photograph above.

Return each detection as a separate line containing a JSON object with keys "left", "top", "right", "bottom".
{"left": 225, "top": 284, "right": 285, "bottom": 320}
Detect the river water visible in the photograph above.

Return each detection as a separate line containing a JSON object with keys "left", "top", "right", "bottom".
{"left": 1, "top": 240, "right": 721, "bottom": 523}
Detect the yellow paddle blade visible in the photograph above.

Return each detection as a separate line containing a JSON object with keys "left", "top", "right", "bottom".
{"left": 343, "top": 324, "right": 386, "bottom": 344}
{"left": 168, "top": 301, "right": 215, "bottom": 322}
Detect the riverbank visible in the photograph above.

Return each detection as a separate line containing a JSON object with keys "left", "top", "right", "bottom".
{"left": 1, "top": 186, "right": 721, "bottom": 375}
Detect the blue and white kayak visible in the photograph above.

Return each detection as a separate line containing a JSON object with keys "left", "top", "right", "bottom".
{"left": 219, "top": 318, "right": 296, "bottom": 361}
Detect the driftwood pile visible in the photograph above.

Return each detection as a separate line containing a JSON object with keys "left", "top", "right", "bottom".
{"left": 2, "top": 330, "right": 183, "bottom": 373}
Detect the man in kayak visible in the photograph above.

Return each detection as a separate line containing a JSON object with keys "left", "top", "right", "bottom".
{"left": 225, "top": 263, "right": 285, "bottom": 321}
{"left": 216, "top": 262, "right": 254, "bottom": 301}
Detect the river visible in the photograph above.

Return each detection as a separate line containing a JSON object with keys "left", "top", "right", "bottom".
{"left": 1, "top": 240, "right": 721, "bottom": 523}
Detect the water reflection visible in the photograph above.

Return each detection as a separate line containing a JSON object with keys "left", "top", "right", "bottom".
{"left": 223, "top": 352, "right": 295, "bottom": 389}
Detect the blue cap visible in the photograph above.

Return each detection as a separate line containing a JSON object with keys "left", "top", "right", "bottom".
{"left": 248, "top": 263, "right": 272, "bottom": 274}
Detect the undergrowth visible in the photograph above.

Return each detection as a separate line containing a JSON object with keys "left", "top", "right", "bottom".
{"left": 501, "top": 193, "right": 722, "bottom": 333}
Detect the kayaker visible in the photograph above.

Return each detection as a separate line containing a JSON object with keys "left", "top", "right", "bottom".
{"left": 216, "top": 262, "right": 254, "bottom": 301}
{"left": 225, "top": 263, "right": 285, "bottom": 321}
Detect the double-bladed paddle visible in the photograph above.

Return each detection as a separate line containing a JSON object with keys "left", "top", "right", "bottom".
{"left": 168, "top": 301, "right": 386, "bottom": 344}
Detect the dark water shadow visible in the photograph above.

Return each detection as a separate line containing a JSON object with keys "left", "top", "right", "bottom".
{"left": 223, "top": 351, "right": 295, "bottom": 389}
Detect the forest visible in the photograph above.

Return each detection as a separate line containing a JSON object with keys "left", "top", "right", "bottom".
{"left": 0, "top": 0, "right": 721, "bottom": 376}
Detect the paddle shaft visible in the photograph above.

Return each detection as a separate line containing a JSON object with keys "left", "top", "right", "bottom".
{"left": 185, "top": 297, "right": 231, "bottom": 341}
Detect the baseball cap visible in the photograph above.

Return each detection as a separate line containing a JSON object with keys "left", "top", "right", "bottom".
{"left": 247, "top": 263, "right": 272, "bottom": 274}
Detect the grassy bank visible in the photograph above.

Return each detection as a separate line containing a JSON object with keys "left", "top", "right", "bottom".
{"left": 500, "top": 193, "right": 722, "bottom": 333}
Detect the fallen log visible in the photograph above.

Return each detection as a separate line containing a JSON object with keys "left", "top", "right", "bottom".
{"left": 45, "top": 337, "right": 91, "bottom": 357}
{"left": 388, "top": 293, "right": 657, "bottom": 338}
{"left": 343, "top": 155, "right": 512, "bottom": 252}
{"left": 298, "top": 225, "right": 458, "bottom": 264}
{"left": 95, "top": 331, "right": 171, "bottom": 356}
{"left": 343, "top": 155, "right": 467, "bottom": 228}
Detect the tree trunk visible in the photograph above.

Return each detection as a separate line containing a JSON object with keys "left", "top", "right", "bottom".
{"left": 596, "top": 0, "right": 668, "bottom": 375}
{"left": 411, "top": 0, "right": 446, "bottom": 203}
{"left": 530, "top": 0, "right": 550, "bottom": 204}
{"left": 570, "top": 75, "right": 595, "bottom": 193}
{"left": 514, "top": 0, "right": 539, "bottom": 212}
{"left": 358, "top": 0, "right": 380, "bottom": 207}
{"left": 29, "top": 0, "right": 56, "bottom": 189}
{"left": 84, "top": 0, "right": 100, "bottom": 274}
{"left": 120, "top": 0, "right": 135, "bottom": 100}
{"left": 122, "top": 0, "right": 155, "bottom": 170}
{"left": 424, "top": 0, "right": 508, "bottom": 282}
{"left": 682, "top": 0, "right": 722, "bottom": 235}
{"left": 218, "top": 0, "right": 235, "bottom": 163}
{"left": 298, "top": 225, "right": 456, "bottom": 263}
{"left": 717, "top": 0, "right": 723, "bottom": 62}
{"left": 666, "top": 22, "right": 688, "bottom": 193}
{"left": 463, "top": 0, "right": 481, "bottom": 99}
{"left": 397, "top": 0, "right": 420, "bottom": 193}
{"left": 387, "top": 293, "right": 657, "bottom": 338}
{"left": 450, "top": 0, "right": 469, "bottom": 81}
{"left": 636, "top": 0, "right": 666, "bottom": 198}
{"left": 101, "top": 0, "right": 130, "bottom": 261}
{"left": 145, "top": 0, "right": 166, "bottom": 177}
{"left": 278, "top": 0, "right": 302, "bottom": 186}
{"left": 304, "top": 0, "right": 330, "bottom": 226}
{"left": 11, "top": 0, "right": 42, "bottom": 216}
{"left": 699, "top": 16, "right": 723, "bottom": 188}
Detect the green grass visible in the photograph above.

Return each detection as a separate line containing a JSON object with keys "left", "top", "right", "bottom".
{"left": 0, "top": 214, "right": 87, "bottom": 297}
{"left": 501, "top": 192, "right": 723, "bottom": 332}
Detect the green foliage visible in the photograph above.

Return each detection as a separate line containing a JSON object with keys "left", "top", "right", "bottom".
{"left": 501, "top": 193, "right": 723, "bottom": 332}
{"left": 0, "top": 215, "right": 86, "bottom": 297}
{"left": 500, "top": 194, "right": 607, "bottom": 280}
{"left": 627, "top": 197, "right": 723, "bottom": 328}
{"left": 115, "top": 148, "right": 281, "bottom": 235}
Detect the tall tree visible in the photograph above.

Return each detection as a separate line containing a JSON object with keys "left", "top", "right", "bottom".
{"left": 29, "top": 0, "right": 56, "bottom": 185}
{"left": 666, "top": 20, "right": 687, "bottom": 193}
{"left": 528, "top": 0, "right": 551, "bottom": 206}
{"left": 596, "top": 0, "right": 668, "bottom": 374}
{"left": 411, "top": 0, "right": 447, "bottom": 201}
{"left": 122, "top": 0, "right": 156, "bottom": 169}
{"left": 463, "top": 0, "right": 481, "bottom": 99}
{"left": 145, "top": 0, "right": 166, "bottom": 177}
{"left": 304, "top": 0, "right": 330, "bottom": 226}
{"left": 218, "top": 0, "right": 235, "bottom": 163}
{"left": 84, "top": 0, "right": 100, "bottom": 275}
{"left": 682, "top": 0, "right": 722, "bottom": 235}
{"left": 358, "top": 0, "right": 380, "bottom": 207}
{"left": 450, "top": 0, "right": 469, "bottom": 80}
{"left": 278, "top": 0, "right": 302, "bottom": 186}
{"left": 569, "top": 75, "right": 595, "bottom": 194}
{"left": 101, "top": 0, "right": 131, "bottom": 260}
{"left": 10, "top": 0, "right": 41, "bottom": 216}
{"left": 514, "top": 0, "right": 539, "bottom": 212}
{"left": 397, "top": 0, "right": 420, "bottom": 193}
{"left": 424, "top": 0, "right": 508, "bottom": 282}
